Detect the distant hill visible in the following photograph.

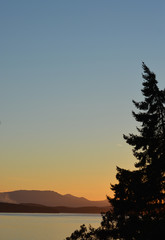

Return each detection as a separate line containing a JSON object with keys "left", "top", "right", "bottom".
{"left": 0, "top": 190, "right": 109, "bottom": 208}
{"left": 0, "top": 202, "right": 110, "bottom": 214}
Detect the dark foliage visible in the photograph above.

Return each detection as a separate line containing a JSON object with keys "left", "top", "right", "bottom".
{"left": 65, "top": 63, "right": 165, "bottom": 240}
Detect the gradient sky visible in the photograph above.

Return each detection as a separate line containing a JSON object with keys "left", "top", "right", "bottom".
{"left": 1, "top": 0, "right": 165, "bottom": 200}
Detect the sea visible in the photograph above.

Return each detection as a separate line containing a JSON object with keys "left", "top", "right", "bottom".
{"left": 0, "top": 213, "right": 102, "bottom": 240}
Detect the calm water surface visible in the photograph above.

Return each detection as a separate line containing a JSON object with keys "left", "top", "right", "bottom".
{"left": 0, "top": 213, "right": 101, "bottom": 240}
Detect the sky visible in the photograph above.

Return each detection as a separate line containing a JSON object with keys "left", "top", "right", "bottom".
{"left": 1, "top": 0, "right": 165, "bottom": 200}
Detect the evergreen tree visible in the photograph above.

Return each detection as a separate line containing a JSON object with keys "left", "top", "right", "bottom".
{"left": 109, "top": 63, "right": 165, "bottom": 239}
{"left": 66, "top": 63, "right": 165, "bottom": 240}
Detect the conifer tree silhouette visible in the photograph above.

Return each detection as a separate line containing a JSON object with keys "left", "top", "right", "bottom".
{"left": 66, "top": 63, "right": 165, "bottom": 240}
{"left": 109, "top": 63, "right": 165, "bottom": 239}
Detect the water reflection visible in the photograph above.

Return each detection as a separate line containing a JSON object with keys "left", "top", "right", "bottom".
{"left": 0, "top": 213, "right": 101, "bottom": 240}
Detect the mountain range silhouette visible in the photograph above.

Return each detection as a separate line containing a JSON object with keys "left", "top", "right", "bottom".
{"left": 0, "top": 190, "right": 108, "bottom": 208}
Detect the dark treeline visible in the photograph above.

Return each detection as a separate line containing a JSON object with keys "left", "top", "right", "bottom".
{"left": 0, "top": 202, "right": 109, "bottom": 214}
{"left": 66, "top": 63, "right": 165, "bottom": 240}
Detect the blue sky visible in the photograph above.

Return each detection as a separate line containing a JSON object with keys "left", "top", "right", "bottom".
{"left": 1, "top": 0, "right": 165, "bottom": 200}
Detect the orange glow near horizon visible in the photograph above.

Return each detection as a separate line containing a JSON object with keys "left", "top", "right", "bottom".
{"left": 1, "top": 139, "right": 134, "bottom": 201}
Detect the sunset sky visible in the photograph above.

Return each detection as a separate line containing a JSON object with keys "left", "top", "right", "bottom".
{"left": 1, "top": 0, "right": 165, "bottom": 200}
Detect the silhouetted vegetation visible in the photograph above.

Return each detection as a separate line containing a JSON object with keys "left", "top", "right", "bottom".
{"left": 0, "top": 202, "right": 109, "bottom": 214}
{"left": 65, "top": 63, "right": 165, "bottom": 239}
